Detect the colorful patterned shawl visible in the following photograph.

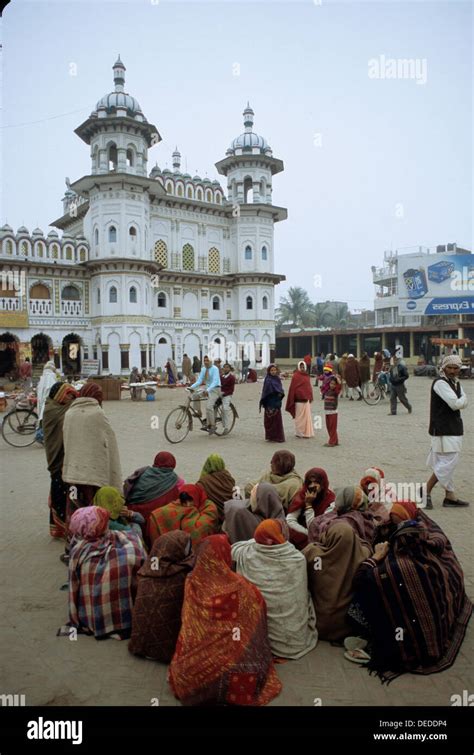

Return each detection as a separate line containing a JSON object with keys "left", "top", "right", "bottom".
{"left": 169, "top": 535, "right": 282, "bottom": 706}
{"left": 147, "top": 485, "right": 219, "bottom": 549}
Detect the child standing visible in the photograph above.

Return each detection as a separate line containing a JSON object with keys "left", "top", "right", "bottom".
{"left": 322, "top": 374, "right": 341, "bottom": 447}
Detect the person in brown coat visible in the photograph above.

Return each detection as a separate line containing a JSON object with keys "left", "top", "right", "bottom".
{"left": 128, "top": 531, "right": 195, "bottom": 663}
{"left": 358, "top": 353, "right": 371, "bottom": 398}
{"left": 344, "top": 354, "right": 361, "bottom": 400}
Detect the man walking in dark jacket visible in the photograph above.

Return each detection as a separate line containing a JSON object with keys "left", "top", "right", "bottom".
{"left": 388, "top": 353, "right": 412, "bottom": 415}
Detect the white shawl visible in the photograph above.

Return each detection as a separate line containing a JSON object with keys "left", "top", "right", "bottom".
{"left": 62, "top": 397, "right": 123, "bottom": 489}
{"left": 231, "top": 539, "right": 317, "bottom": 659}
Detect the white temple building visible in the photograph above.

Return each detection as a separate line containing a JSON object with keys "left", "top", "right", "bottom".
{"left": 0, "top": 56, "right": 287, "bottom": 376}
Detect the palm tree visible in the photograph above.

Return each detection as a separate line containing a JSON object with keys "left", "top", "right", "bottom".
{"left": 312, "top": 301, "right": 333, "bottom": 328}
{"left": 276, "top": 287, "right": 314, "bottom": 329}
{"left": 328, "top": 302, "right": 352, "bottom": 329}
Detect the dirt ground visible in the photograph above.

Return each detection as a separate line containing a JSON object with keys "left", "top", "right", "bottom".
{"left": 0, "top": 377, "right": 472, "bottom": 707}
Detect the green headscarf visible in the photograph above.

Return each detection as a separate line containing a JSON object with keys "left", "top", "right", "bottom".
{"left": 200, "top": 454, "right": 226, "bottom": 478}
{"left": 335, "top": 485, "right": 368, "bottom": 514}
{"left": 93, "top": 486, "right": 124, "bottom": 520}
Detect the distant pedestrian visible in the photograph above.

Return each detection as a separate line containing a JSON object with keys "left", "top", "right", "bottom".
{"left": 322, "top": 374, "right": 341, "bottom": 447}
{"left": 344, "top": 354, "right": 361, "bottom": 401}
{"left": 182, "top": 353, "right": 193, "bottom": 385}
{"left": 285, "top": 361, "right": 314, "bottom": 438}
{"left": 20, "top": 357, "right": 33, "bottom": 391}
{"left": 358, "top": 353, "right": 371, "bottom": 398}
{"left": 260, "top": 364, "right": 285, "bottom": 442}
{"left": 388, "top": 354, "right": 412, "bottom": 415}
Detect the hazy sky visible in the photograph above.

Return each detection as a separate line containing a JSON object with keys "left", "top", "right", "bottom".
{"left": 1, "top": 0, "right": 472, "bottom": 311}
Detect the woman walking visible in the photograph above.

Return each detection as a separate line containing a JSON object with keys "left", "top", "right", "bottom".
{"left": 285, "top": 361, "right": 314, "bottom": 438}
{"left": 259, "top": 364, "right": 285, "bottom": 442}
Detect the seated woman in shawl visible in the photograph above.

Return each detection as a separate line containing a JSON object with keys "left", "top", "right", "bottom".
{"left": 63, "top": 383, "right": 122, "bottom": 526}
{"left": 359, "top": 467, "right": 390, "bottom": 525}
{"left": 147, "top": 484, "right": 219, "bottom": 550}
{"left": 245, "top": 450, "right": 303, "bottom": 512}
{"left": 169, "top": 534, "right": 281, "bottom": 705}
{"left": 223, "top": 482, "right": 286, "bottom": 544}
{"left": 195, "top": 454, "right": 235, "bottom": 524}
{"left": 285, "top": 361, "right": 314, "bottom": 438}
{"left": 232, "top": 519, "right": 318, "bottom": 659}
{"left": 129, "top": 531, "right": 195, "bottom": 663}
{"left": 93, "top": 486, "right": 145, "bottom": 540}
{"left": 124, "top": 451, "right": 184, "bottom": 526}
{"left": 42, "top": 382, "right": 79, "bottom": 540}
{"left": 345, "top": 518, "right": 472, "bottom": 681}
{"left": 68, "top": 506, "right": 146, "bottom": 640}
{"left": 246, "top": 368, "right": 258, "bottom": 382}
{"left": 259, "top": 364, "right": 285, "bottom": 443}
{"left": 286, "top": 468, "right": 335, "bottom": 550}
{"left": 303, "top": 522, "right": 372, "bottom": 641}
{"left": 308, "top": 485, "right": 377, "bottom": 544}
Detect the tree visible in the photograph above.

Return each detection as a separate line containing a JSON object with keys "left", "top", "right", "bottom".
{"left": 276, "top": 287, "right": 314, "bottom": 329}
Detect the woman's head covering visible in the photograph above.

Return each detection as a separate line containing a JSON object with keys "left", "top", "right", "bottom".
{"left": 303, "top": 468, "right": 329, "bottom": 497}
{"left": 390, "top": 501, "right": 418, "bottom": 523}
{"left": 297, "top": 360, "right": 307, "bottom": 372}
{"left": 43, "top": 360, "right": 57, "bottom": 373}
{"left": 179, "top": 484, "right": 208, "bottom": 511}
{"left": 335, "top": 485, "right": 368, "bottom": 513}
{"left": 69, "top": 506, "right": 110, "bottom": 539}
{"left": 195, "top": 533, "right": 232, "bottom": 569}
{"left": 93, "top": 486, "right": 124, "bottom": 520}
{"left": 254, "top": 518, "right": 288, "bottom": 545}
{"left": 80, "top": 382, "right": 103, "bottom": 405}
{"left": 139, "top": 530, "right": 195, "bottom": 578}
{"left": 360, "top": 467, "right": 385, "bottom": 496}
{"left": 200, "top": 454, "right": 226, "bottom": 477}
{"left": 153, "top": 451, "right": 176, "bottom": 468}
{"left": 266, "top": 363, "right": 277, "bottom": 374}
{"left": 53, "top": 383, "right": 79, "bottom": 404}
{"left": 271, "top": 450, "right": 296, "bottom": 476}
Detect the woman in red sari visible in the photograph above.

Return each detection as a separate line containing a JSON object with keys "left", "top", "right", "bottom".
{"left": 168, "top": 534, "right": 282, "bottom": 706}
{"left": 285, "top": 361, "right": 314, "bottom": 438}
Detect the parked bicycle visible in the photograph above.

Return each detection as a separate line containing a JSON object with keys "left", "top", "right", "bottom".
{"left": 1, "top": 391, "right": 39, "bottom": 447}
{"left": 164, "top": 388, "right": 238, "bottom": 444}
{"left": 362, "top": 372, "right": 390, "bottom": 406}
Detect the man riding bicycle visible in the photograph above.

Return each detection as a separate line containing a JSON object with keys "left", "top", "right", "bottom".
{"left": 189, "top": 355, "right": 221, "bottom": 435}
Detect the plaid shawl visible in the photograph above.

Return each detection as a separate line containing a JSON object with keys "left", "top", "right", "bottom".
{"left": 169, "top": 535, "right": 282, "bottom": 706}
{"left": 68, "top": 530, "right": 146, "bottom": 639}
{"left": 353, "top": 521, "right": 472, "bottom": 682}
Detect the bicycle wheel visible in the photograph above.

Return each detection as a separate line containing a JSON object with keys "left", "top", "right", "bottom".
{"left": 362, "top": 382, "right": 381, "bottom": 406}
{"left": 164, "top": 406, "right": 192, "bottom": 444}
{"left": 214, "top": 403, "right": 237, "bottom": 436}
{"left": 2, "top": 409, "right": 39, "bottom": 447}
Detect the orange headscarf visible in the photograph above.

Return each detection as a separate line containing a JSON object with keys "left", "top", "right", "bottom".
{"left": 390, "top": 501, "right": 418, "bottom": 522}
{"left": 254, "top": 519, "right": 288, "bottom": 546}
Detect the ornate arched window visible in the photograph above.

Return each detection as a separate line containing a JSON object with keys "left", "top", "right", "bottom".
{"left": 5, "top": 240, "right": 13, "bottom": 254}
{"left": 62, "top": 285, "right": 80, "bottom": 300}
{"left": 108, "top": 226, "right": 117, "bottom": 243}
{"left": 208, "top": 247, "right": 220, "bottom": 274}
{"left": 261, "top": 245, "right": 268, "bottom": 261}
{"left": 94, "top": 228, "right": 99, "bottom": 245}
{"left": 109, "top": 286, "right": 118, "bottom": 303}
{"left": 129, "top": 286, "right": 137, "bottom": 303}
{"left": 51, "top": 244, "right": 59, "bottom": 259}
{"left": 182, "top": 243, "right": 194, "bottom": 271}
{"left": 262, "top": 295, "right": 268, "bottom": 310}
{"left": 126, "top": 148, "right": 134, "bottom": 167}
{"left": 245, "top": 245, "right": 252, "bottom": 260}
{"left": 157, "top": 292, "right": 167, "bottom": 308}
{"left": 186, "top": 186, "right": 193, "bottom": 199}
{"left": 212, "top": 296, "right": 220, "bottom": 311}
{"left": 154, "top": 239, "right": 168, "bottom": 266}
{"left": 129, "top": 226, "right": 137, "bottom": 239}
{"left": 205, "top": 190, "right": 212, "bottom": 202}
{"left": 246, "top": 295, "right": 253, "bottom": 310}
{"left": 196, "top": 189, "right": 203, "bottom": 201}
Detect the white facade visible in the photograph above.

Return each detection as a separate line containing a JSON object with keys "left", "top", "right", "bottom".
{"left": 0, "top": 58, "right": 286, "bottom": 375}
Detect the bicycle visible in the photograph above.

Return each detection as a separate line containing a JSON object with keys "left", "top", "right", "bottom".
{"left": 164, "top": 388, "right": 239, "bottom": 444}
{"left": 1, "top": 392, "right": 39, "bottom": 447}
{"left": 362, "top": 372, "right": 390, "bottom": 406}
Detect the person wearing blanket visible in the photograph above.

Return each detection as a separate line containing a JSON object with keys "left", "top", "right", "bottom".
{"left": 231, "top": 519, "right": 317, "bottom": 659}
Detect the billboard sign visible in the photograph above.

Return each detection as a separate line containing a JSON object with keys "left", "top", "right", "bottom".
{"left": 398, "top": 253, "right": 474, "bottom": 315}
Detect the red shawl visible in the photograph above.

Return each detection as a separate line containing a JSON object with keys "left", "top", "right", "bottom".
{"left": 169, "top": 535, "right": 282, "bottom": 706}
{"left": 285, "top": 371, "right": 313, "bottom": 419}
